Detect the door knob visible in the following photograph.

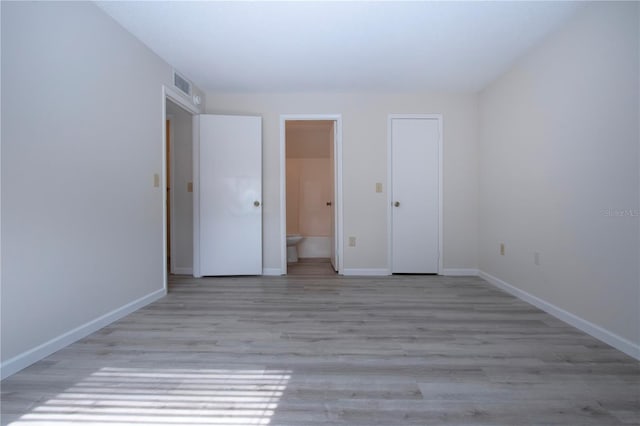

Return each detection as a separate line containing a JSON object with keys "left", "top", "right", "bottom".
{"left": 394, "top": 201, "right": 400, "bottom": 207}
{"left": 254, "top": 201, "right": 260, "bottom": 207}
{"left": 326, "top": 201, "right": 332, "bottom": 206}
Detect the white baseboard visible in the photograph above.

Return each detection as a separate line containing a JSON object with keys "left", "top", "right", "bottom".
{"left": 0, "top": 288, "right": 167, "bottom": 380}
{"left": 478, "top": 270, "right": 640, "bottom": 361}
{"left": 441, "top": 268, "right": 479, "bottom": 276}
{"left": 262, "top": 268, "right": 282, "bottom": 276}
{"left": 172, "top": 267, "right": 193, "bottom": 275}
{"left": 342, "top": 268, "right": 390, "bottom": 276}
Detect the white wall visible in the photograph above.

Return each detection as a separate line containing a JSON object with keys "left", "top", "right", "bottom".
{"left": 206, "top": 93, "right": 479, "bottom": 272}
{"left": 479, "top": 2, "right": 639, "bottom": 347}
{"left": 0, "top": 2, "right": 202, "bottom": 374}
{"left": 166, "top": 101, "right": 193, "bottom": 274}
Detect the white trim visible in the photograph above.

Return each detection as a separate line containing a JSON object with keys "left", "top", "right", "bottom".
{"left": 163, "top": 85, "right": 199, "bottom": 115}
{"left": 441, "top": 268, "right": 479, "bottom": 276}
{"left": 437, "top": 115, "right": 444, "bottom": 275}
{"left": 479, "top": 270, "right": 640, "bottom": 361}
{"left": 342, "top": 268, "right": 391, "bottom": 276}
{"left": 387, "top": 119, "right": 392, "bottom": 274}
{"left": 280, "top": 114, "right": 344, "bottom": 275}
{"left": 165, "top": 114, "right": 177, "bottom": 275}
{"left": 279, "top": 119, "right": 286, "bottom": 276}
{"left": 0, "top": 289, "right": 166, "bottom": 379}
{"left": 172, "top": 267, "right": 193, "bottom": 275}
{"left": 163, "top": 85, "right": 199, "bottom": 287}
{"left": 192, "top": 115, "right": 201, "bottom": 277}
{"left": 387, "top": 114, "right": 444, "bottom": 275}
{"left": 0, "top": 2, "right": 3, "bottom": 329}
{"left": 262, "top": 268, "right": 283, "bottom": 276}
{"left": 161, "top": 93, "right": 168, "bottom": 290}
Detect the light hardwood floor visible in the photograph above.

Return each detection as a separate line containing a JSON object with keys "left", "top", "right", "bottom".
{"left": 2, "top": 275, "right": 639, "bottom": 425}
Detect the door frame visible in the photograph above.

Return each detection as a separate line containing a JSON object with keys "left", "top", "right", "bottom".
{"left": 162, "top": 85, "right": 199, "bottom": 290}
{"left": 165, "top": 113, "right": 175, "bottom": 275}
{"left": 387, "top": 114, "right": 443, "bottom": 275}
{"left": 279, "top": 114, "right": 344, "bottom": 275}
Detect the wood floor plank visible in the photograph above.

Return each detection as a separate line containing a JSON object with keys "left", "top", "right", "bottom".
{"left": 2, "top": 274, "right": 639, "bottom": 425}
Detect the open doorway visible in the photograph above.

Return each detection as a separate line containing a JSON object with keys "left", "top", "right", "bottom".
{"left": 280, "top": 115, "right": 343, "bottom": 275}
{"left": 165, "top": 100, "right": 195, "bottom": 277}
{"left": 162, "top": 86, "right": 199, "bottom": 291}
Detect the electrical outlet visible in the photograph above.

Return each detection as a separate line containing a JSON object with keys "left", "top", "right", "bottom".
{"left": 534, "top": 251, "right": 540, "bottom": 266}
{"left": 500, "top": 243, "right": 505, "bottom": 256}
{"left": 349, "top": 236, "right": 356, "bottom": 247}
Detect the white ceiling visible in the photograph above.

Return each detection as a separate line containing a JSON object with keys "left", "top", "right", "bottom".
{"left": 96, "top": 1, "right": 583, "bottom": 93}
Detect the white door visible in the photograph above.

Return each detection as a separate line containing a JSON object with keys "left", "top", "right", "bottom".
{"left": 194, "top": 114, "right": 262, "bottom": 276}
{"left": 329, "top": 122, "right": 337, "bottom": 271}
{"left": 390, "top": 117, "right": 440, "bottom": 274}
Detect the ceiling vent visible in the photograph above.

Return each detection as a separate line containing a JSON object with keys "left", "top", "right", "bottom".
{"left": 173, "top": 71, "right": 192, "bottom": 96}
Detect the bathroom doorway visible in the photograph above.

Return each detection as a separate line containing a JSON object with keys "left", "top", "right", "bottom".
{"left": 280, "top": 115, "right": 343, "bottom": 275}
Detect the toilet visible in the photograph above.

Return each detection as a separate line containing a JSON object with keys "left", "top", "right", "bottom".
{"left": 286, "top": 234, "right": 304, "bottom": 263}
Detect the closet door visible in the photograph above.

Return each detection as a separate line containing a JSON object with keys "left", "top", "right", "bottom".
{"left": 390, "top": 117, "right": 440, "bottom": 274}
{"left": 194, "top": 115, "right": 262, "bottom": 276}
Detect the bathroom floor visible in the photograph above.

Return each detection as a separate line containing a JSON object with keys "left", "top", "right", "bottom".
{"left": 287, "top": 258, "right": 337, "bottom": 276}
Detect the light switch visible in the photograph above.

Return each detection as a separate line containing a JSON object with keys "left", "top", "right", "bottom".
{"left": 349, "top": 236, "right": 356, "bottom": 247}
{"left": 187, "top": 182, "right": 193, "bottom": 193}
{"left": 375, "top": 182, "right": 383, "bottom": 193}
{"left": 153, "top": 173, "right": 160, "bottom": 188}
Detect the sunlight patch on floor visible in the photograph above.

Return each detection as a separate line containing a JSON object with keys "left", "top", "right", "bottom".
{"left": 9, "top": 367, "right": 291, "bottom": 426}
